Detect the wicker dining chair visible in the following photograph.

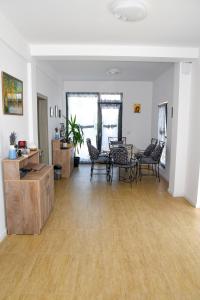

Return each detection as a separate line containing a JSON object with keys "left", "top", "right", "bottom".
{"left": 86, "top": 138, "right": 111, "bottom": 181}
{"left": 138, "top": 141, "right": 165, "bottom": 182}
{"left": 110, "top": 146, "right": 137, "bottom": 184}
{"left": 135, "top": 138, "right": 158, "bottom": 160}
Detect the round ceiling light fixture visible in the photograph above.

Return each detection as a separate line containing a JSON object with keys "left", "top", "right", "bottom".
{"left": 109, "top": 0, "right": 148, "bottom": 22}
{"left": 106, "top": 68, "right": 121, "bottom": 76}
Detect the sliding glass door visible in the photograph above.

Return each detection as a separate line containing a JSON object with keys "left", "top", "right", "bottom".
{"left": 100, "top": 104, "right": 120, "bottom": 151}
{"left": 67, "top": 93, "right": 122, "bottom": 162}
{"left": 67, "top": 93, "right": 98, "bottom": 162}
{"left": 98, "top": 94, "right": 122, "bottom": 152}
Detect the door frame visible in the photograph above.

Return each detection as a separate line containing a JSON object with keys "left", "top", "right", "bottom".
{"left": 37, "top": 93, "right": 49, "bottom": 163}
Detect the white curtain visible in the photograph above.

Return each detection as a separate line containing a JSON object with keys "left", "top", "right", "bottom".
{"left": 101, "top": 104, "right": 120, "bottom": 151}
{"left": 158, "top": 104, "right": 167, "bottom": 167}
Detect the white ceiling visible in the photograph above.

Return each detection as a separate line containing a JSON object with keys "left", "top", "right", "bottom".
{"left": 0, "top": 0, "right": 200, "bottom": 46}
{"left": 46, "top": 60, "right": 172, "bottom": 81}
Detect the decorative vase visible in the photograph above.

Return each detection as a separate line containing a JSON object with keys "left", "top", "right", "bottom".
{"left": 9, "top": 145, "right": 17, "bottom": 160}
{"left": 55, "top": 132, "right": 60, "bottom": 140}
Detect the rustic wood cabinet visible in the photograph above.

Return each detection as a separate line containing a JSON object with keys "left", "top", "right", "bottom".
{"left": 52, "top": 140, "right": 74, "bottom": 178}
{"left": 2, "top": 150, "right": 54, "bottom": 235}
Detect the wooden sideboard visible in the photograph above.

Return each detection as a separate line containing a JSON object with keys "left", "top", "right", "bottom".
{"left": 52, "top": 140, "right": 74, "bottom": 178}
{"left": 2, "top": 150, "right": 54, "bottom": 235}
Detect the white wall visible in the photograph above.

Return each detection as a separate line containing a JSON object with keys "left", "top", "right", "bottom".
{"left": 33, "top": 61, "right": 63, "bottom": 163}
{"left": 0, "top": 11, "right": 30, "bottom": 61}
{"left": 185, "top": 61, "right": 200, "bottom": 206}
{"left": 151, "top": 65, "right": 175, "bottom": 181}
{"left": 169, "top": 63, "right": 192, "bottom": 199}
{"left": 0, "top": 29, "right": 63, "bottom": 240}
{"left": 64, "top": 81, "right": 153, "bottom": 149}
{"left": 0, "top": 54, "right": 63, "bottom": 240}
{"left": 0, "top": 39, "right": 30, "bottom": 240}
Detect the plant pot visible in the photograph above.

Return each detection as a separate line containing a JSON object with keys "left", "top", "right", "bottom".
{"left": 74, "top": 156, "right": 80, "bottom": 167}
{"left": 62, "top": 142, "right": 68, "bottom": 148}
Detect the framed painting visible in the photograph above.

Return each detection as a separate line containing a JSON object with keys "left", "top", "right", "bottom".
{"left": 134, "top": 103, "right": 141, "bottom": 113}
{"left": 2, "top": 72, "right": 23, "bottom": 115}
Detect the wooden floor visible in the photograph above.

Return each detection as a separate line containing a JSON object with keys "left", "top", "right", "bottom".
{"left": 1, "top": 166, "right": 200, "bottom": 299}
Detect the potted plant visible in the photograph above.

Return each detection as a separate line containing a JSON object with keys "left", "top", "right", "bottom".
{"left": 68, "top": 115, "right": 84, "bottom": 167}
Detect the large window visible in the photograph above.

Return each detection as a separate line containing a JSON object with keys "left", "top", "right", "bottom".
{"left": 66, "top": 93, "right": 122, "bottom": 162}
{"left": 158, "top": 103, "right": 167, "bottom": 168}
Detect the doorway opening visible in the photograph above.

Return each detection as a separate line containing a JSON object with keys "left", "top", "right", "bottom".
{"left": 37, "top": 94, "right": 49, "bottom": 164}
{"left": 66, "top": 92, "right": 123, "bottom": 162}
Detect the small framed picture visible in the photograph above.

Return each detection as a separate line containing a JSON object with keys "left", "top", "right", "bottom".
{"left": 58, "top": 109, "right": 61, "bottom": 118}
{"left": 55, "top": 105, "right": 58, "bottom": 118}
{"left": 50, "top": 107, "right": 54, "bottom": 117}
{"left": 134, "top": 103, "right": 141, "bottom": 113}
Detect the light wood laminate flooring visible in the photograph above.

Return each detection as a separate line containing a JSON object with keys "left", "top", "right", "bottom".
{"left": 1, "top": 165, "right": 200, "bottom": 299}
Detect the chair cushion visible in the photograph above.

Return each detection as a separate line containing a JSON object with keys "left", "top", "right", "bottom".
{"left": 95, "top": 156, "right": 109, "bottom": 164}
{"left": 89, "top": 145, "right": 99, "bottom": 160}
{"left": 140, "top": 157, "right": 157, "bottom": 164}
{"left": 110, "top": 147, "right": 129, "bottom": 165}
{"left": 143, "top": 143, "right": 157, "bottom": 156}
{"left": 151, "top": 145, "right": 163, "bottom": 161}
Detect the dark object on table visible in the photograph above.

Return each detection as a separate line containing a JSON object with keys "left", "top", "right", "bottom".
{"left": 18, "top": 140, "right": 27, "bottom": 149}
{"left": 17, "top": 149, "right": 22, "bottom": 157}
{"left": 20, "top": 167, "right": 32, "bottom": 178}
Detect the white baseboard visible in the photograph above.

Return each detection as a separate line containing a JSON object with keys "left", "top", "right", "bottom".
{"left": 168, "top": 188, "right": 173, "bottom": 195}
{"left": 167, "top": 187, "right": 184, "bottom": 198}
{"left": 0, "top": 228, "right": 7, "bottom": 242}
{"left": 185, "top": 197, "right": 197, "bottom": 208}
{"left": 168, "top": 189, "right": 197, "bottom": 208}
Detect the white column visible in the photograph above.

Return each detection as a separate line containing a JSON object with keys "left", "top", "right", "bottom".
{"left": 169, "top": 62, "right": 192, "bottom": 197}
{"left": 27, "top": 61, "right": 38, "bottom": 147}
